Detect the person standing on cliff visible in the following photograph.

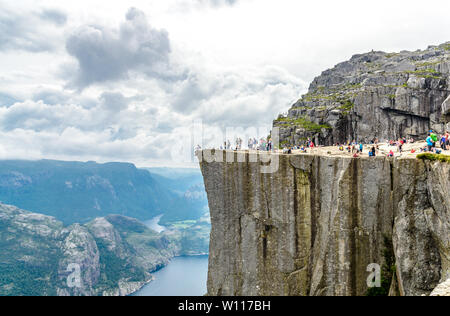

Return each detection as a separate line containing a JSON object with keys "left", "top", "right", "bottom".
{"left": 441, "top": 134, "right": 447, "bottom": 151}
{"left": 426, "top": 134, "right": 434, "bottom": 152}
{"left": 445, "top": 131, "right": 449, "bottom": 149}
{"left": 430, "top": 130, "right": 438, "bottom": 148}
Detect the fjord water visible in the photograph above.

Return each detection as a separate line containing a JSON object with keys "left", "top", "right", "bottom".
{"left": 133, "top": 255, "right": 209, "bottom": 296}
{"left": 134, "top": 215, "right": 209, "bottom": 296}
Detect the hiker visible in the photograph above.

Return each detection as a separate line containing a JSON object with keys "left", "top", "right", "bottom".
{"left": 398, "top": 139, "right": 403, "bottom": 153}
{"left": 359, "top": 143, "right": 363, "bottom": 153}
{"left": 369, "top": 146, "right": 376, "bottom": 157}
{"left": 426, "top": 134, "right": 434, "bottom": 152}
{"left": 430, "top": 130, "right": 438, "bottom": 148}
{"left": 388, "top": 150, "right": 394, "bottom": 157}
{"left": 446, "top": 131, "right": 449, "bottom": 147}
{"left": 440, "top": 134, "right": 447, "bottom": 151}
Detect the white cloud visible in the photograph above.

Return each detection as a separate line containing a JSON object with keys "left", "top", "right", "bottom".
{"left": 0, "top": 0, "right": 449, "bottom": 166}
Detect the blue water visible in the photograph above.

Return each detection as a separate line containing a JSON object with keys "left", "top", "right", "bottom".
{"left": 133, "top": 256, "right": 209, "bottom": 296}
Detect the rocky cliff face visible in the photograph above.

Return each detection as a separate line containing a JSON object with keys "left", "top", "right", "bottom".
{"left": 274, "top": 43, "right": 450, "bottom": 146}
{"left": 0, "top": 203, "right": 208, "bottom": 296}
{"left": 200, "top": 151, "right": 449, "bottom": 296}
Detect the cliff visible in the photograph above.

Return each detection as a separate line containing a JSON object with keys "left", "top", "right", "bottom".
{"left": 274, "top": 42, "right": 450, "bottom": 146}
{"left": 199, "top": 151, "right": 449, "bottom": 296}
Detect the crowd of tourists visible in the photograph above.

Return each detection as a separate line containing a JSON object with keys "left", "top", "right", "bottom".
{"left": 425, "top": 130, "right": 449, "bottom": 153}
{"left": 194, "top": 130, "right": 449, "bottom": 158}
{"left": 276, "top": 129, "right": 449, "bottom": 158}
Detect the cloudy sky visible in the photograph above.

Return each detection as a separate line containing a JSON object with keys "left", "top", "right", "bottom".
{"left": 0, "top": 0, "right": 449, "bottom": 167}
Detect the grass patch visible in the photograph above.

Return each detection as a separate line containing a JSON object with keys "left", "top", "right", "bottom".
{"left": 415, "top": 60, "right": 442, "bottom": 68}
{"left": 385, "top": 53, "right": 399, "bottom": 58}
{"left": 417, "top": 153, "right": 450, "bottom": 163}
{"left": 404, "top": 69, "right": 443, "bottom": 80}
{"left": 274, "top": 116, "right": 332, "bottom": 132}
{"left": 441, "top": 43, "right": 450, "bottom": 51}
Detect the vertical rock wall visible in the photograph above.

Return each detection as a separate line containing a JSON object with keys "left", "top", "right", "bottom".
{"left": 200, "top": 152, "right": 449, "bottom": 296}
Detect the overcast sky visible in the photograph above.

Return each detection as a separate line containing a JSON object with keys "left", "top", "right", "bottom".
{"left": 0, "top": 0, "right": 449, "bottom": 167}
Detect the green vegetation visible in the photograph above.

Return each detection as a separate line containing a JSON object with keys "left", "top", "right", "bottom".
{"left": 169, "top": 220, "right": 197, "bottom": 230}
{"left": 415, "top": 60, "right": 441, "bottom": 68}
{"left": 385, "top": 53, "right": 399, "bottom": 59}
{"left": 0, "top": 262, "right": 58, "bottom": 296}
{"left": 338, "top": 99, "right": 355, "bottom": 114}
{"left": 164, "top": 219, "right": 211, "bottom": 256}
{"left": 94, "top": 239, "right": 148, "bottom": 291}
{"left": 366, "top": 236, "right": 396, "bottom": 296}
{"left": 300, "top": 83, "right": 360, "bottom": 104}
{"left": 417, "top": 153, "right": 450, "bottom": 163}
{"left": 387, "top": 94, "right": 396, "bottom": 100}
{"left": 404, "top": 68, "right": 443, "bottom": 80}
{"left": 274, "top": 116, "right": 332, "bottom": 132}
{"left": 0, "top": 213, "right": 61, "bottom": 296}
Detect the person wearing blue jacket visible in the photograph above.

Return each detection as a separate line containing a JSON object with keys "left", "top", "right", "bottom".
{"left": 426, "top": 134, "right": 434, "bottom": 152}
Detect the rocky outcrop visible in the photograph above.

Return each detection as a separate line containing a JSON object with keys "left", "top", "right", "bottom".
{"left": 199, "top": 151, "right": 449, "bottom": 296}
{"left": 0, "top": 203, "right": 180, "bottom": 296}
{"left": 274, "top": 43, "right": 450, "bottom": 146}
{"left": 57, "top": 224, "right": 101, "bottom": 296}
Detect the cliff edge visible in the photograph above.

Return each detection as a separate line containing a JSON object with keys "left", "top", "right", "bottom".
{"left": 199, "top": 151, "right": 449, "bottom": 296}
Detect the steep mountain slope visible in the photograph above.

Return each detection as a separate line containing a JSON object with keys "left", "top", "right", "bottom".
{"left": 0, "top": 203, "right": 208, "bottom": 296}
{"left": 274, "top": 42, "right": 450, "bottom": 146}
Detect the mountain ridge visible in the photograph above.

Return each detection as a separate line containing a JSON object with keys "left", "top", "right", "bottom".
{"left": 0, "top": 202, "right": 209, "bottom": 296}
{"left": 274, "top": 42, "right": 450, "bottom": 146}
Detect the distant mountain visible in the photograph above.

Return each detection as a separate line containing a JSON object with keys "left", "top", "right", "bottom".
{"left": 0, "top": 160, "right": 208, "bottom": 225}
{"left": 0, "top": 202, "right": 209, "bottom": 296}
{"left": 145, "top": 167, "right": 208, "bottom": 225}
